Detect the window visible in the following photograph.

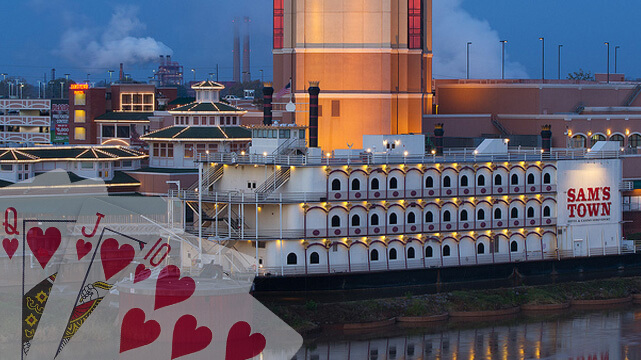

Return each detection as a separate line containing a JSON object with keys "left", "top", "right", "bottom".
{"left": 74, "top": 110, "right": 86, "bottom": 123}
{"left": 510, "top": 241, "right": 518, "bottom": 252}
{"left": 102, "top": 125, "right": 115, "bottom": 138}
{"left": 371, "top": 178, "right": 380, "bottom": 190}
{"left": 331, "top": 100, "right": 340, "bottom": 117}
{"left": 121, "top": 93, "right": 154, "bottom": 112}
{"left": 185, "top": 145, "right": 193, "bottom": 158}
{"left": 286, "top": 253, "right": 297, "bottom": 265}
{"left": 543, "top": 173, "right": 551, "bottom": 184}
{"left": 351, "top": 214, "right": 361, "bottom": 227}
{"left": 389, "top": 248, "right": 397, "bottom": 260}
{"left": 478, "top": 175, "right": 485, "bottom": 187}
{"left": 425, "top": 211, "right": 433, "bottom": 223}
{"left": 511, "top": 174, "right": 519, "bottom": 185}
{"left": 460, "top": 175, "right": 468, "bottom": 187}
{"left": 310, "top": 252, "right": 320, "bottom": 264}
{"left": 408, "top": 247, "right": 415, "bottom": 259}
{"left": 407, "top": 212, "right": 416, "bottom": 224}
{"left": 527, "top": 207, "right": 535, "bottom": 218}
{"left": 610, "top": 134, "right": 625, "bottom": 146}
{"left": 351, "top": 178, "right": 360, "bottom": 191}
{"left": 425, "top": 176, "right": 434, "bottom": 188}
{"left": 443, "top": 176, "right": 451, "bottom": 188}
{"left": 590, "top": 134, "right": 606, "bottom": 146}
{"left": 527, "top": 173, "right": 535, "bottom": 184}
{"left": 511, "top": 208, "right": 519, "bottom": 219}
{"left": 389, "top": 213, "right": 398, "bottom": 225}
{"left": 331, "top": 179, "right": 341, "bottom": 191}
{"left": 443, "top": 245, "right": 451, "bottom": 257}
{"left": 389, "top": 177, "right": 398, "bottom": 189}
{"left": 370, "top": 249, "right": 379, "bottom": 261}
{"left": 0, "top": 165, "right": 12, "bottom": 171}
{"left": 74, "top": 91, "right": 86, "bottom": 105}
{"left": 74, "top": 127, "right": 86, "bottom": 140}
{"left": 117, "top": 125, "right": 130, "bottom": 138}
{"left": 273, "top": 0, "right": 284, "bottom": 49}
{"left": 408, "top": 0, "right": 423, "bottom": 49}
{"left": 571, "top": 135, "right": 586, "bottom": 148}
{"left": 477, "top": 209, "right": 485, "bottom": 220}
{"left": 331, "top": 215, "right": 341, "bottom": 227}
{"left": 543, "top": 206, "right": 551, "bottom": 217}
{"left": 425, "top": 246, "right": 433, "bottom": 257}
{"left": 494, "top": 208, "right": 502, "bottom": 219}
{"left": 81, "top": 162, "right": 93, "bottom": 169}
{"left": 494, "top": 174, "right": 502, "bottom": 186}
{"left": 478, "top": 243, "right": 485, "bottom": 254}
{"left": 630, "top": 134, "right": 641, "bottom": 148}
{"left": 460, "top": 210, "right": 468, "bottom": 221}
{"left": 443, "top": 210, "right": 451, "bottom": 222}
{"left": 371, "top": 214, "right": 380, "bottom": 226}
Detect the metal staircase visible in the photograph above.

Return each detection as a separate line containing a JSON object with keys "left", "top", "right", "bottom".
{"left": 188, "top": 164, "right": 224, "bottom": 191}
{"left": 254, "top": 167, "right": 291, "bottom": 199}
{"left": 573, "top": 102, "right": 585, "bottom": 114}
{"left": 491, "top": 117, "right": 511, "bottom": 136}
{"left": 272, "top": 138, "right": 307, "bottom": 156}
{"left": 624, "top": 84, "right": 641, "bottom": 106}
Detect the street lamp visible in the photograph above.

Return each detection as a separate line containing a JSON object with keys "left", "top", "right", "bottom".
{"left": 466, "top": 42, "right": 472, "bottom": 80}
{"left": 604, "top": 42, "right": 610, "bottom": 83}
{"left": 60, "top": 81, "right": 65, "bottom": 99}
{"left": 615, "top": 46, "right": 620, "bottom": 74}
{"left": 259, "top": 69, "right": 264, "bottom": 83}
{"left": 209, "top": 72, "right": 215, "bottom": 81}
{"left": 108, "top": 70, "right": 114, "bottom": 84}
{"left": 191, "top": 68, "right": 196, "bottom": 82}
{"left": 19, "top": 83, "right": 24, "bottom": 99}
{"left": 539, "top": 37, "right": 545, "bottom": 81}
{"left": 86, "top": 73, "right": 91, "bottom": 82}
{"left": 557, "top": 45, "right": 563, "bottom": 80}
{"left": 500, "top": 40, "right": 507, "bottom": 79}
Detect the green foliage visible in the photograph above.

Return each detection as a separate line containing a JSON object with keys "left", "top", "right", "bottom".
{"left": 305, "top": 300, "right": 318, "bottom": 311}
{"left": 567, "top": 68, "right": 595, "bottom": 81}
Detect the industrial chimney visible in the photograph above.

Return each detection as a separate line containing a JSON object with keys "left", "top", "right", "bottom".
{"left": 233, "top": 19, "right": 241, "bottom": 83}
{"left": 160, "top": 55, "right": 165, "bottom": 66}
{"left": 308, "top": 81, "right": 320, "bottom": 148}
{"left": 119, "top": 63, "right": 124, "bottom": 81}
{"left": 242, "top": 17, "right": 251, "bottom": 83}
{"left": 51, "top": 68, "right": 56, "bottom": 81}
{"left": 263, "top": 83, "right": 274, "bottom": 126}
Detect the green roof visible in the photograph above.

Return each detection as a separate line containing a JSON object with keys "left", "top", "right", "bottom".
{"left": 127, "top": 167, "right": 198, "bottom": 174}
{"left": 0, "top": 146, "right": 146, "bottom": 163}
{"left": 171, "top": 102, "right": 243, "bottom": 113}
{"left": 169, "top": 97, "right": 195, "bottom": 106}
{"left": 94, "top": 112, "right": 154, "bottom": 121}
{"left": 106, "top": 171, "right": 140, "bottom": 185}
{"left": 142, "top": 126, "right": 251, "bottom": 140}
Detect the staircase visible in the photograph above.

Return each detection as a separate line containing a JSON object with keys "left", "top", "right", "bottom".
{"left": 491, "top": 117, "right": 511, "bottom": 136}
{"left": 573, "top": 102, "right": 585, "bottom": 114}
{"left": 188, "top": 164, "right": 224, "bottom": 191}
{"left": 272, "top": 138, "right": 307, "bottom": 156}
{"left": 255, "top": 167, "right": 291, "bottom": 199}
{"left": 624, "top": 84, "right": 641, "bottom": 106}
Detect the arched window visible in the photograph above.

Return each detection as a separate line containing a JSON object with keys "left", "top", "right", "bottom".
{"left": 590, "top": 134, "right": 606, "bottom": 146}
{"left": 527, "top": 207, "right": 535, "bottom": 218}
{"left": 310, "top": 252, "right": 320, "bottom": 264}
{"left": 511, "top": 208, "right": 519, "bottom": 219}
{"left": 527, "top": 173, "right": 535, "bottom": 184}
{"left": 571, "top": 134, "right": 586, "bottom": 148}
{"left": 494, "top": 174, "right": 502, "bottom": 186}
{"left": 478, "top": 174, "right": 486, "bottom": 187}
{"left": 443, "top": 245, "right": 451, "bottom": 257}
{"left": 460, "top": 209, "right": 468, "bottom": 221}
{"left": 477, "top": 209, "right": 485, "bottom": 220}
{"left": 443, "top": 210, "right": 451, "bottom": 222}
{"left": 631, "top": 134, "right": 641, "bottom": 148}
{"left": 408, "top": 247, "right": 416, "bottom": 259}
{"left": 443, "top": 176, "right": 451, "bottom": 188}
{"left": 351, "top": 214, "right": 361, "bottom": 227}
{"left": 287, "top": 253, "right": 297, "bottom": 265}
{"left": 371, "top": 178, "right": 380, "bottom": 190}
{"left": 389, "top": 213, "right": 398, "bottom": 225}
{"left": 425, "top": 176, "right": 434, "bottom": 188}
{"left": 351, "top": 178, "right": 360, "bottom": 191}
{"left": 425, "top": 211, "right": 433, "bottom": 223}
{"left": 543, "top": 173, "right": 551, "bottom": 184}
{"left": 331, "top": 179, "right": 341, "bottom": 191}
{"left": 370, "top": 249, "right": 379, "bottom": 261}
{"left": 494, "top": 208, "right": 502, "bottom": 219}
{"left": 610, "top": 134, "right": 625, "bottom": 147}
{"left": 511, "top": 174, "right": 519, "bottom": 185}
{"left": 371, "top": 214, "right": 380, "bottom": 226}
{"left": 389, "top": 177, "right": 398, "bottom": 189}
{"left": 389, "top": 248, "right": 398, "bottom": 260}
{"left": 477, "top": 243, "right": 485, "bottom": 254}
{"left": 543, "top": 206, "right": 551, "bottom": 217}
{"left": 331, "top": 215, "right": 341, "bottom": 227}
{"left": 510, "top": 241, "right": 518, "bottom": 252}
{"left": 425, "top": 246, "right": 433, "bottom": 258}
{"left": 460, "top": 175, "right": 468, "bottom": 187}
{"left": 407, "top": 212, "right": 416, "bottom": 224}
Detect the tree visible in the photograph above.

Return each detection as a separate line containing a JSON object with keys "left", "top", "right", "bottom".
{"left": 567, "top": 69, "right": 595, "bottom": 81}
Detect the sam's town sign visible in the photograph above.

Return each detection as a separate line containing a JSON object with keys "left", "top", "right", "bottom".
{"left": 567, "top": 187, "right": 612, "bottom": 219}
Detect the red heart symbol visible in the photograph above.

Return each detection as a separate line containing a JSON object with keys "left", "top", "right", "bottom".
{"left": 134, "top": 264, "right": 151, "bottom": 283}
{"left": 154, "top": 265, "right": 195, "bottom": 310}
{"left": 27, "top": 227, "right": 61, "bottom": 269}
{"left": 2, "top": 238, "right": 18, "bottom": 259}
{"left": 100, "top": 238, "right": 135, "bottom": 281}
{"left": 171, "top": 314, "right": 212, "bottom": 359}
{"left": 120, "top": 308, "right": 160, "bottom": 353}
{"left": 76, "top": 239, "right": 92, "bottom": 260}
{"left": 225, "top": 321, "right": 266, "bottom": 360}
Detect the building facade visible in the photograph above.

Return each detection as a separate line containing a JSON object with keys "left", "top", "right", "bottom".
{"left": 0, "top": 99, "right": 51, "bottom": 144}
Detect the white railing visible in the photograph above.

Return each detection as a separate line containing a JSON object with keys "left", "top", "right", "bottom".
{"left": 0, "top": 99, "right": 51, "bottom": 110}
{"left": 0, "top": 115, "right": 50, "bottom": 126}
{"left": 0, "top": 132, "right": 50, "bottom": 143}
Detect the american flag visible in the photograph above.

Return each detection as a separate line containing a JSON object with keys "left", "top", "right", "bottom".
{"left": 275, "top": 80, "right": 291, "bottom": 98}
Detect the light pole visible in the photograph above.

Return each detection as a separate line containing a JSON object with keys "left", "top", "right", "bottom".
{"left": 259, "top": 69, "right": 264, "bottom": 83}
{"left": 19, "top": 83, "right": 24, "bottom": 99}
{"left": 466, "top": 42, "right": 472, "bottom": 80}
{"left": 191, "top": 68, "right": 196, "bottom": 82}
{"left": 557, "top": 44, "right": 563, "bottom": 80}
{"left": 539, "top": 37, "right": 545, "bottom": 81}
{"left": 166, "top": 180, "right": 182, "bottom": 228}
{"left": 86, "top": 73, "right": 90, "bottom": 83}
{"left": 60, "top": 81, "right": 64, "bottom": 99}
{"left": 37, "top": 81, "right": 42, "bottom": 99}
{"left": 64, "top": 73, "right": 70, "bottom": 81}
{"left": 615, "top": 45, "right": 620, "bottom": 74}
{"left": 209, "top": 72, "right": 215, "bottom": 81}
{"left": 500, "top": 40, "right": 507, "bottom": 79}
{"left": 604, "top": 42, "right": 610, "bottom": 83}
{"left": 1, "top": 74, "right": 7, "bottom": 98}
{"left": 108, "top": 70, "right": 114, "bottom": 84}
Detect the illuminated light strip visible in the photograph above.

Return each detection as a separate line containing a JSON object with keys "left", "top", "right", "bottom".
{"left": 13, "top": 149, "right": 38, "bottom": 160}
{"left": 141, "top": 138, "right": 251, "bottom": 142}
{"left": 0, "top": 182, "right": 142, "bottom": 191}
{"left": 0, "top": 155, "right": 147, "bottom": 164}
{"left": 218, "top": 126, "right": 229, "bottom": 138}
{"left": 94, "top": 120, "right": 151, "bottom": 123}
{"left": 171, "top": 127, "right": 190, "bottom": 139}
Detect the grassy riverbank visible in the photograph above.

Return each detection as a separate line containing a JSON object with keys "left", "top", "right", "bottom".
{"left": 266, "top": 277, "right": 641, "bottom": 333}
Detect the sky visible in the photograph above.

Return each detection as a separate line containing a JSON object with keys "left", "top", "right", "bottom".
{"left": 0, "top": 0, "right": 637, "bottom": 84}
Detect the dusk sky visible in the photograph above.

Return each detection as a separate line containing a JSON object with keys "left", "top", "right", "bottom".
{"left": 1, "top": 0, "right": 637, "bottom": 84}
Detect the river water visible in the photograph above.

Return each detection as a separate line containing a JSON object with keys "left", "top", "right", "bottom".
{"left": 295, "top": 306, "right": 641, "bottom": 360}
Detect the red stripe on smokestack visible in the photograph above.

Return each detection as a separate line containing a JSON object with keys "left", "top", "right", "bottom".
{"left": 308, "top": 81, "right": 320, "bottom": 148}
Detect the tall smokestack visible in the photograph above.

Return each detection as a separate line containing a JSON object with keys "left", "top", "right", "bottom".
{"left": 233, "top": 19, "right": 241, "bottom": 83}
{"left": 51, "top": 68, "right": 56, "bottom": 81}
{"left": 242, "top": 17, "right": 251, "bottom": 83}
{"left": 541, "top": 124, "right": 552, "bottom": 155}
{"left": 308, "top": 81, "right": 320, "bottom": 148}
{"left": 166, "top": 55, "right": 171, "bottom": 65}
{"left": 263, "top": 83, "right": 274, "bottom": 126}
{"left": 160, "top": 55, "right": 165, "bottom": 66}
{"left": 434, "top": 124, "right": 444, "bottom": 156}
{"left": 119, "top": 63, "right": 124, "bottom": 81}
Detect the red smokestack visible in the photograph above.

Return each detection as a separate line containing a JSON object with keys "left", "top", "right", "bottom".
{"left": 308, "top": 82, "right": 320, "bottom": 148}
{"left": 119, "top": 63, "right": 124, "bottom": 81}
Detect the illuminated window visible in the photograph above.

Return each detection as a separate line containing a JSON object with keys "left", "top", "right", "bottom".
{"left": 590, "top": 134, "right": 606, "bottom": 146}
{"left": 273, "top": 0, "right": 284, "bottom": 49}
{"left": 408, "top": 0, "right": 423, "bottom": 49}
{"left": 74, "top": 91, "right": 86, "bottom": 105}
{"left": 571, "top": 134, "right": 586, "bottom": 148}
{"left": 74, "top": 127, "right": 86, "bottom": 140}
{"left": 74, "top": 110, "right": 86, "bottom": 123}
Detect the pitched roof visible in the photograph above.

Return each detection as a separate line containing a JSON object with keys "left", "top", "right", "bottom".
{"left": 168, "top": 97, "right": 195, "bottom": 106}
{"left": 141, "top": 126, "right": 251, "bottom": 141}
{"left": 171, "top": 102, "right": 244, "bottom": 113}
{"left": 0, "top": 146, "right": 146, "bottom": 163}
{"left": 94, "top": 112, "right": 154, "bottom": 121}
{"left": 191, "top": 80, "right": 225, "bottom": 90}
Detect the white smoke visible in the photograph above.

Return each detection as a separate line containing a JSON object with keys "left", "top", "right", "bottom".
{"left": 57, "top": 6, "right": 172, "bottom": 68}
{"left": 433, "top": 0, "right": 529, "bottom": 79}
